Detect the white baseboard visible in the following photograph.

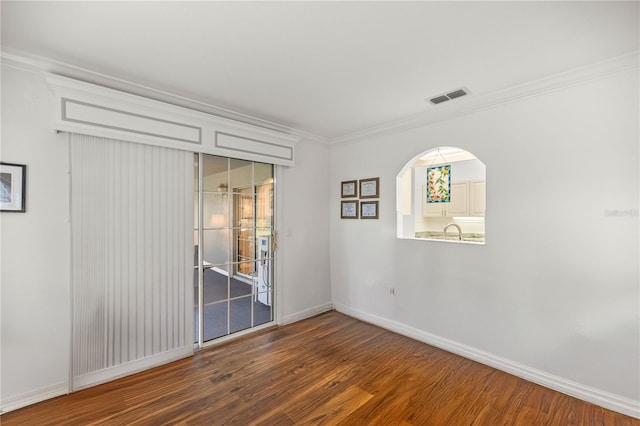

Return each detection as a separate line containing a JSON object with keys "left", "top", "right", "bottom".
{"left": 334, "top": 303, "right": 640, "bottom": 420}
{"left": 1, "top": 382, "right": 68, "bottom": 414}
{"left": 73, "top": 346, "right": 193, "bottom": 391}
{"left": 281, "top": 302, "right": 334, "bottom": 325}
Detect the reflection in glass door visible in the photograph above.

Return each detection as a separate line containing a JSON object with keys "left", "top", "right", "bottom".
{"left": 194, "top": 154, "right": 274, "bottom": 346}
{"left": 235, "top": 187, "right": 255, "bottom": 276}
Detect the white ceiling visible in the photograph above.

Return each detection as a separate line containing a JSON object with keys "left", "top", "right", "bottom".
{"left": 1, "top": 1, "right": 638, "bottom": 141}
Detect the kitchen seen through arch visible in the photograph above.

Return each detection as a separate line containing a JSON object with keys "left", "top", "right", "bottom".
{"left": 397, "top": 146, "right": 486, "bottom": 243}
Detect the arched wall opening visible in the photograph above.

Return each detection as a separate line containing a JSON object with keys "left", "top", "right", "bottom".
{"left": 396, "top": 146, "right": 486, "bottom": 244}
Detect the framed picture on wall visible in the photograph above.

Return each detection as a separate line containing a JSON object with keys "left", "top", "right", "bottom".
{"left": 1, "top": 162, "right": 26, "bottom": 212}
{"left": 359, "top": 177, "right": 379, "bottom": 199}
{"left": 360, "top": 200, "right": 378, "bottom": 219}
{"left": 341, "top": 200, "right": 359, "bottom": 219}
{"left": 341, "top": 180, "right": 358, "bottom": 198}
{"left": 426, "top": 165, "right": 451, "bottom": 203}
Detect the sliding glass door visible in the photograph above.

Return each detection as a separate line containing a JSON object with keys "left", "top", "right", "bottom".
{"left": 194, "top": 154, "right": 275, "bottom": 346}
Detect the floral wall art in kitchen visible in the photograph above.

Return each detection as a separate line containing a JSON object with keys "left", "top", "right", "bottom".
{"left": 426, "top": 165, "right": 450, "bottom": 203}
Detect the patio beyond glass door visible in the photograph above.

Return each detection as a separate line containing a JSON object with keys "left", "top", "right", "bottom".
{"left": 194, "top": 154, "right": 274, "bottom": 346}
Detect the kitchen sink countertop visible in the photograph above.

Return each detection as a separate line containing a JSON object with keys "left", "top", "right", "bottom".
{"left": 415, "top": 231, "right": 485, "bottom": 243}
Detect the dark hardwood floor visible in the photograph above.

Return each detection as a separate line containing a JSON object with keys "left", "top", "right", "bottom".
{"left": 2, "top": 311, "right": 638, "bottom": 425}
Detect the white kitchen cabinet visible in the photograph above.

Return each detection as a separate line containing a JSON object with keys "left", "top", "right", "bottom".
{"left": 422, "top": 181, "right": 469, "bottom": 217}
{"left": 469, "top": 180, "right": 486, "bottom": 216}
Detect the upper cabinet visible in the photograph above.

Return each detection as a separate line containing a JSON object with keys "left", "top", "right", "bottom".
{"left": 469, "top": 180, "right": 486, "bottom": 217}
{"left": 422, "top": 180, "right": 484, "bottom": 217}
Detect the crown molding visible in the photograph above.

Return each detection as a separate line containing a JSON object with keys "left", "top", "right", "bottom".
{"left": 3, "top": 48, "right": 636, "bottom": 148}
{"left": 330, "top": 50, "right": 640, "bottom": 146}
{"left": 0, "top": 48, "right": 329, "bottom": 145}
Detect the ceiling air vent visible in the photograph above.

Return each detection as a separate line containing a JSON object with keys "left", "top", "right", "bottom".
{"left": 430, "top": 95, "right": 449, "bottom": 105}
{"left": 446, "top": 89, "right": 467, "bottom": 99}
{"left": 428, "top": 87, "right": 470, "bottom": 105}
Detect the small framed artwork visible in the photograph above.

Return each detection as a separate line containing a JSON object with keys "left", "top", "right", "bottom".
{"left": 359, "top": 177, "right": 379, "bottom": 199}
{"left": 341, "top": 200, "right": 359, "bottom": 219}
{"left": 1, "top": 162, "right": 26, "bottom": 212}
{"left": 341, "top": 180, "right": 358, "bottom": 198}
{"left": 360, "top": 200, "right": 379, "bottom": 219}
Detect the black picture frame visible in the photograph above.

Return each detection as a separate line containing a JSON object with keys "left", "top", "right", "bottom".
{"left": 0, "top": 162, "right": 26, "bottom": 212}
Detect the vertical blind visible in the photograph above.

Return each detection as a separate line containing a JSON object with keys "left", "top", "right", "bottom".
{"left": 70, "top": 134, "right": 193, "bottom": 389}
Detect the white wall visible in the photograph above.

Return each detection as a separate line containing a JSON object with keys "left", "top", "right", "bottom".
{"left": 330, "top": 69, "right": 639, "bottom": 414}
{"left": 1, "top": 64, "right": 71, "bottom": 410}
{"left": 0, "top": 64, "right": 333, "bottom": 410}
{"left": 279, "top": 140, "right": 333, "bottom": 323}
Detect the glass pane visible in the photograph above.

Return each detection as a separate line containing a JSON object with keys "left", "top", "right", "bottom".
{"left": 193, "top": 153, "right": 199, "bottom": 192}
{"left": 193, "top": 192, "right": 199, "bottom": 238}
{"left": 202, "top": 229, "right": 230, "bottom": 273}
{"left": 254, "top": 293, "right": 272, "bottom": 327}
{"left": 194, "top": 304, "right": 199, "bottom": 343}
{"left": 202, "top": 155, "right": 228, "bottom": 193}
{"left": 203, "top": 193, "right": 229, "bottom": 229}
{"left": 236, "top": 227, "right": 255, "bottom": 267}
{"left": 193, "top": 192, "right": 199, "bottom": 264}
{"left": 234, "top": 258, "right": 256, "bottom": 277}
{"left": 235, "top": 189, "right": 254, "bottom": 228}
{"left": 254, "top": 162, "right": 273, "bottom": 186}
{"left": 202, "top": 267, "right": 228, "bottom": 304}
{"left": 256, "top": 184, "right": 273, "bottom": 228}
{"left": 234, "top": 228, "right": 256, "bottom": 262}
{"left": 256, "top": 232, "right": 272, "bottom": 310}
{"left": 192, "top": 235, "right": 198, "bottom": 280}
{"left": 230, "top": 296, "right": 252, "bottom": 334}
{"left": 256, "top": 257, "right": 271, "bottom": 294}
{"left": 230, "top": 159, "right": 253, "bottom": 191}
{"left": 229, "top": 270, "right": 255, "bottom": 299}
{"left": 202, "top": 301, "right": 227, "bottom": 341}
{"left": 256, "top": 227, "right": 272, "bottom": 249}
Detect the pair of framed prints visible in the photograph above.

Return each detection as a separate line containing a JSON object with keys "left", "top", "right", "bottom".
{"left": 340, "top": 177, "right": 379, "bottom": 219}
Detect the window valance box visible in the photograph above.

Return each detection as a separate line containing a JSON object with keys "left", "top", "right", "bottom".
{"left": 45, "top": 74, "right": 299, "bottom": 166}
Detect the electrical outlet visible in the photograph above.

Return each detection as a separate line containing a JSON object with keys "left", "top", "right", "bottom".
{"left": 389, "top": 288, "right": 395, "bottom": 295}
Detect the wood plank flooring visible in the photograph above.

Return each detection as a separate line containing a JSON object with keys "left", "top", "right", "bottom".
{"left": 2, "top": 311, "right": 639, "bottom": 425}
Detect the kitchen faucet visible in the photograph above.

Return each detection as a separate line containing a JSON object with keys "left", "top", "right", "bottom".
{"left": 443, "top": 223, "right": 462, "bottom": 241}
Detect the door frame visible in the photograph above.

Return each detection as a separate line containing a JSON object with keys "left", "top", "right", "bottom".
{"left": 195, "top": 155, "right": 281, "bottom": 349}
